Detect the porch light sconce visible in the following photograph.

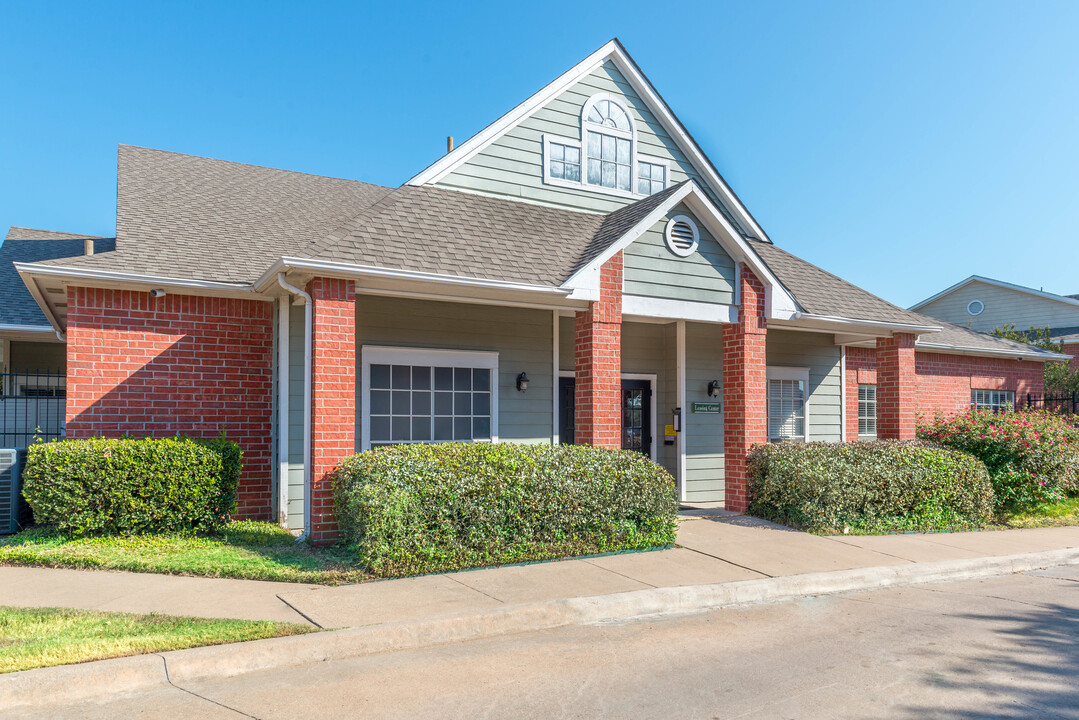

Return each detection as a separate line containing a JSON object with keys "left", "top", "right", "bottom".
{"left": 707, "top": 380, "right": 720, "bottom": 398}
{"left": 672, "top": 407, "right": 682, "bottom": 432}
{"left": 516, "top": 372, "right": 529, "bottom": 392}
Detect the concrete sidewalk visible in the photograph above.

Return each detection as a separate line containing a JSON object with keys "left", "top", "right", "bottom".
{"left": 2, "top": 514, "right": 1078, "bottom": 630}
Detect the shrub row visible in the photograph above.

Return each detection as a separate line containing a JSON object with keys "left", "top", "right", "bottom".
{"left": 23, "top": 436, "right": 241, "bottom": 536}
{"left": 918, "top": 409, "right": 1079, "bottom": 510}
{"left": 747, "top": 440, "right": 994, "bottom": 534}
{"left": 333, "top": 442, "right": 678, "bottom": 577}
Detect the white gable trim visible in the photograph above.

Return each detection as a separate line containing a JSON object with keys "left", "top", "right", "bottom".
{"left": 561, "top": 181, "right": 798, "bottom": 320}
{"left": 406, "top": 39, "right": 771, "bottom": 243}
{"left": 910, "top": 275, "right": 1079, "bottom": 311}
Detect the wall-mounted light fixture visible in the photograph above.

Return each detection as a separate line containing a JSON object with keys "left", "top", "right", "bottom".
{"left": 672, "top": 407, "right": 682, "bottom": 432}
{"left": 707, "top": 380, "right": 720, "bottom": 398}
{"left": 516, "top": 372, "right": 529, "bottom": 392}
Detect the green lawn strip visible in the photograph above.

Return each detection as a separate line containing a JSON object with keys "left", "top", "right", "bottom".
{"left": 0, "top": 521, "right": 370, "bottom": 585}
{"left": 997, "top": 496, "right": 1079, "bottom": 529}
{"left": 0, "top": 605, "right": 312, "bottom": 674}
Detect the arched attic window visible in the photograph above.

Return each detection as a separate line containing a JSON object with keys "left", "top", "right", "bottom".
{"left": 583, "top": 95, "right": 634, "bottom": 192}
{"left": 543, "top": 93, "right": 669, "bottom": 197}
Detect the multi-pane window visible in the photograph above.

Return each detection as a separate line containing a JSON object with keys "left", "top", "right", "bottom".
{"left": 368, "top": 359, "right": 494, "bottom": 447}
{"left": 586, "top": 132, "right": 632, "bottom": 191}
{"left": 638, "top": 161, "right": 666, "bottom": 195}
{"left": 548, "top": 142, "right": 581, "bottom": 182}
{"left": 971, "top": 389, "right": 1015, "bottom": 412}
{"left": 768, "top": 378, "right": 806, "bottom": 442}
{"left": 858, "top": 384, "right": 877, "bottom": 438}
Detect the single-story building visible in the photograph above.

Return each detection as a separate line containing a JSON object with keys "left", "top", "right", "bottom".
{"left": 10, "top": 40, "right": 1067, "bottom": 542}
{"left": 913, "top": 275, "right": 1079, "bottom": 373}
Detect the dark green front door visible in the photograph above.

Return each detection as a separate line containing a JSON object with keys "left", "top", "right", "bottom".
{"left": 558, "top": 377, "right": 652, "bottom": 457}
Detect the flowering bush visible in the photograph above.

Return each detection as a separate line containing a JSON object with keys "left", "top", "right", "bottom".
{"left": 918, "top": 409, "right": 1079, "bottom": 510}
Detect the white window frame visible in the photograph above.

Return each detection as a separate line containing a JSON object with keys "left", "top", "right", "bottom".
{"left": 636, "top": 153, "right": 670, "bottom": 196}
{"left": 540, "top": 93, "right": 668, "bottom": 201}
{"left": 767, "top": 366, "right": 810, "bottom": 442}
{"left": 857, "top": 383, "right": 877, "bottom": 439}
{"left": 971, "top": 388, "right": 1015, "bottom": 412}
{"left": 360, "top": 346, "right": 499, "bottom": 451}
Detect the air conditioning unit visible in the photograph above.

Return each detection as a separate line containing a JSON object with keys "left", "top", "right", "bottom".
{"left": 0, "top": 448, "right": 30, "bottom": 535}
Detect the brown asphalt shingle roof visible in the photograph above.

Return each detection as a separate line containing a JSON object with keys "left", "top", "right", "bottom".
{"left": 5, "top": 227, "right": 109, "bottom": 241}
{"left": 35, "top": 146, "right": 393, "bottom": 283}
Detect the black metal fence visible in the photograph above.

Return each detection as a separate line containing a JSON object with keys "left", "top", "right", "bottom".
{"left": 1025, "top": 392, "right": 1079, "bottom": 415}
{"left": 0, "top": 369, "right": 66, "bottom": 448}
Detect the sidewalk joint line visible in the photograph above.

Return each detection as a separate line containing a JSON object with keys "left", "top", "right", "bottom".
{"left": 441, "top": 573, "right": 506, "bottom": 603}
{"left": 275, "top": 594, "right": 324, "bottom": 629}
{"left": 678, "top": 546, "right": 774, "bottom": 578}
{"left": 580, "top": 558, "right": 657, "bottom": 588}
{"left": 820, "top": 535, "right": 918, "bottom": 564}
{"left": 157, "top": 654, "right": 260, "bottom": 719}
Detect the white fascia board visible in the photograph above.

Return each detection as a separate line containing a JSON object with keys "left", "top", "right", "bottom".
{"left": 622, "top": 295, "right": 736, "bottom": 323}
{"left": 792, "top": 313, "right": 943, "bottom": 335}
{"left": 259, "top": 257, "right": 573, "bottom": 298}
{"left": 910, "top": 275, "right": 1079, "bottom": 311}
{"left": 406, "top": 39, "right": 770, "bottom": 243}
{"left": 562, "top": 181, "right": 796, "bottom": 319}
{"left": 13, "top": 262, "right": 254, "bottom": 294}
{"left": 915, "top": 341, "right": 1071, "bottom": 362}
{"left": 0, "top": 323, "right": 56, "bottom": 334}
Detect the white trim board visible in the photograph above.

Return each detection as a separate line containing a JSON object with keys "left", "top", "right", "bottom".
{"left": 405, "top": 39, "right": 771, "bottom": 244}
{"left": 910, "top": 275, "right": 1079, "bottom": 312}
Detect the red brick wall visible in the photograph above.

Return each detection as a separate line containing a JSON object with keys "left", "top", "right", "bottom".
{"left": 845, "top": 346, "right": 1045, "bottom": 440}
{"left": 66, "top": 287, "right": 275, "bottom": 519}
{"left": 722, "top": 265, "right": 768, "bottom": 512}
{"left": 307, "top": 277, "right": 356, "bottom": 546}
{"left": 1064, "top": 342, "right": 1079, "bottom": 372}
{"left": 574, "top": 252, "right": 622, "bottom": 448}
{"left": 875, "top": 333, "right": 917, "bottom": 440}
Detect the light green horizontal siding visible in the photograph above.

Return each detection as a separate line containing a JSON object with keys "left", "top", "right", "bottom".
{"left": 437, "top": 60, "right": 745, "bottom": 232}
{"left": 357, "top": 297, "right": 553, "bottom": 444}
{"left": 766, "top": 329, "right": 842, "bottom": 442}
{"left": 918, "top": 281, "right": 1079, "bottom": 335}
{"left": 624, "top": 204, "right": 735, "bottom": 305}
{"left": 684, "top": 322, "right": 724, "bottom": 502}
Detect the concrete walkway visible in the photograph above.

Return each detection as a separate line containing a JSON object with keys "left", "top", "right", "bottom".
{"left": 2, "top": 515, "right": 1078, "bottom": 630}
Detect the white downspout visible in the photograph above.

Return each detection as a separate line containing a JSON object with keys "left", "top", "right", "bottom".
{"left": 276, "top": 298, "right": 290, "bottom": 527}
{"left": 276, "top": 273, "right": 313, "bottom": 541}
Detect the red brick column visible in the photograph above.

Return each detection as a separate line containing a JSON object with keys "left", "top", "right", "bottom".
{"left": 876, "top": 332, "right": 917, "bottom": 439}
{"left": 307, "top": 277, "right": 356, "bottom": 545}
{"left": 574, "top": 252, "right": 622, "bottom": 448}
{"left": 722, "top": 266, "right": 768, "bottom": 512}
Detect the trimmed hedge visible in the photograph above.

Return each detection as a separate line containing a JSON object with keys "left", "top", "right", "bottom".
{"left": 333, "top": 443, "right": 678, "bottom": 577}
{"left": 747, "top": 440, "right": 994, "bottom": 534}
{"left": 918, "top": 409, "right": 1079, "bottom": 511}
{"left": 22, "top": 437, "right": 241, "bottom": 537}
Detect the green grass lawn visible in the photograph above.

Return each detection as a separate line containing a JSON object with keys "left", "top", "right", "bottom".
{"left": 0, "top": 605, "right": 312, "bottom": 674}
{"left": 0, "top": 521, "right": 370, "bottom": 585}
{"left": 997, "top": 496, "right": 1079, "bottom": 529}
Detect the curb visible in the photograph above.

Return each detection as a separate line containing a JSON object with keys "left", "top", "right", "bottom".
{"left": 5, "top": 547, "right": 1078, "bottom": 708}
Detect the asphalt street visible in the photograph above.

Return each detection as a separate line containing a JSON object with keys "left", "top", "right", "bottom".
{"left": 17, "top": 566, "right": 1079, "bottom": 719}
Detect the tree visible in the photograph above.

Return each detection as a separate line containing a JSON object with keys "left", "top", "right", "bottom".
{"left": 992, "top": 324, "right": 1079, "bottom": 394}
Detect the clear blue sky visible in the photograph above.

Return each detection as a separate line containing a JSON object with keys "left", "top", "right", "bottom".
{"left": 3, "top": 0, "right": 1078, "bottom": 308}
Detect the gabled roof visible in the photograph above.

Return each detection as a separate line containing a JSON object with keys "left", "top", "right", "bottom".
{"left": 406, "top": 39, "right": 771, "bottom": 244}
{"left": 0, "top": 233, "right": 115, "bottom": 326}
{"left": 32, "top": 146, "right": 393, "bottom": 284}
{"left": 910, "top": 275, "right": 1079, "bottom": 311}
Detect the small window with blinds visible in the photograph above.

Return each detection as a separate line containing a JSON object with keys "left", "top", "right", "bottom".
{"left": 664, "top": 215, "right": 700, "bottom": 257}
{"left": 767, "top": 367, "right": 809, "bottom": 442}
{"left": 971, "top": 389, "right": 1014, "bottom": 412}
{"left": 858, "top": 384, "right": 877, "bottom": 438}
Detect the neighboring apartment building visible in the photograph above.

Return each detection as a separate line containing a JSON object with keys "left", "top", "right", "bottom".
{"left": 8, "top": 40, "right": 1065, "bottom": 541}
{"left": 912, "top": 276, "right": 1079, "bottom": 372}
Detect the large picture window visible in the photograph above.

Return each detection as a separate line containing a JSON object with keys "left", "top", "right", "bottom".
{"left": 767, "top": 367, "right": 809, "bottom": 442}
{"left": 362, "top": 347, "right": 498, "bottom": 449}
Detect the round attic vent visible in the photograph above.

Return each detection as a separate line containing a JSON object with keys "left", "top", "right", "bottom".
{"left": 664, "top": 215, "right": 700, "bottom": 258}
{"left": 967, "top": 300, "right": 984, "bottom": 316}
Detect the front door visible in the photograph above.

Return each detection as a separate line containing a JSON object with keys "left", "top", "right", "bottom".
{"left": 558, "top": 377, "right": 652, "bottom": 458}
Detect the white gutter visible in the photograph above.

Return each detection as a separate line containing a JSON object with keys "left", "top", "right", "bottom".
{"left": 915, "top": 342, "right": 1071, "bottom": 362}
{"left": 791, "top": 313, "right": 943, "bottom": 335}
{"left": 254, "top": 257, "right": 572, "bottom": 297}
{"left": 276, "top": 273, "right": 313, "bottom": 541}
{"left": 0, "top": 323, "right": 57, "bottom": 334}
{"left": 13, "top": 262, "right": 254, "bottom": 293}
